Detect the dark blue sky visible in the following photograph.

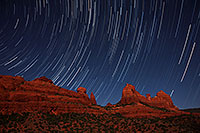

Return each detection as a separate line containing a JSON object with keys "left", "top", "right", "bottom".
{"left": 0, "top": 0, "right": 200, "bottom": 109}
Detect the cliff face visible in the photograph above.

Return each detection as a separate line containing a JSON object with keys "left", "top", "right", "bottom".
{"left": 0, "top": 75, "right": 105, "bottom": 115}
{"left": 0, "top": 75, "right": 183, "bottom": 117}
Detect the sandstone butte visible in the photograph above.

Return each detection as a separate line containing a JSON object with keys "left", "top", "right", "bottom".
{"left": 0, "top": 75, "right": 193, "bottom": 118}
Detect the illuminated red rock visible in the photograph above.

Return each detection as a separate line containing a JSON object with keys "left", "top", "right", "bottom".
{"left": 0, "top": 75, "right": 24, "bottom": 91}
{"left": 0, "top": 75, "right": 107, "bottom": 115}
{"left": 118, "top": 84, "right": 178, "bottom": 111}
{"left": 149, "top": 90, "right": 179, "bottom": 110}
{"left": 118, "top": 84, "right": 136, "bottom": 104}
{"left": 76, "top": 87, "right": 92, "bottom": 105}
{"left": 77, "top": 87, "right": 87, "bottom": 94}
{"left": 90, "top": 92, "right": 97, "bottom": 105}
{"left": 106, "top": 103, "right": 112, "bottom": 106}
{"left": 0, "top": 75, "right": 25, "bottom": 101}
{"left": 34, "top": 76, "right": 53, "bottom": 84}
{"left": 118, "top": 84, "right": 146, "bottom": 105}
{"left": 146, "top": 94, "right": 151, "bottom": 100}
{"left": 0, "top": 75, "right": 181, "bottom": 117}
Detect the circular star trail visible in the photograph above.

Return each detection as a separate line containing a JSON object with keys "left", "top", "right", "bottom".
{"left": 0, "top": 0, "right": 200, "bottom": 108}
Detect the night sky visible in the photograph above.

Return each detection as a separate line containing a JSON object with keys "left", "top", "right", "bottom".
{"left": 0, "top": 0, "right": 200, "bottom": 109}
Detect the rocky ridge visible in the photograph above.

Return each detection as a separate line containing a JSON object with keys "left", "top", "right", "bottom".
{"left": 0, "top": 75, "right": 189, "bottom": 118}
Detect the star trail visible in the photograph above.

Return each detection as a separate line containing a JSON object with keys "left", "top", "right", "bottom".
{"left": 0, "top": 0, "right": 200, "bottom": 109}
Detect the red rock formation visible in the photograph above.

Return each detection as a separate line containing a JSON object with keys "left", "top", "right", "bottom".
{"left": 118, "top": 84, "right": 136, "bottom": 104}
{"left": 77, "top": 87, "right": 87, "bottom": 94}
{"left": 118, "top": 83, "right": 178, "bottom": 111}
{"left": 0, "top": 75, "right": 106, "bottom": 115}
{"left": 106, "top": 103, "right": 112, "bottom": 106}
{"left": 0, "top": 75, "right": 182, "bottom": 118}
{"left": 149, "top": 90, "right": 179, "bottom": 110}
{"left": 33, "top": 76, "right": 53, "bottom": 84}
{"left": 76, "top": 87, "right": 91, "bottom": 105}
{"left": 0, "top": 75, "right": 24, "bottom": 91}
{"left": 118, "top": 83, "right": 145, "bottom": 104}
{"left": 146, "top": 94, "right": 151, "bottom": 100}
{"left": 90, "top": 92, "right": 97, "bottom": 105}
{"left": 0, "top": 75, "right": 24, "bottom": 101}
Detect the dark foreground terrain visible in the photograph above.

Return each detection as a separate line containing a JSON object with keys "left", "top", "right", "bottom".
{"left": 181, "top": 108, "right": 200, "bottom": 113}
{"left": 0, "top": 112, "right": 200, "bottom": 132}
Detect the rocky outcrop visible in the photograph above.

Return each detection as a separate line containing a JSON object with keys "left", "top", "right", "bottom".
{"left": 77, "top": 87, "right": 87, "bottom": 94}
{"left": 118, "top": 84, "right": 146, "bottom": 105}
{"left": 90, "top": 92, "right": 97, "bottom": 105}
{"left": 0, "top": 75, "right": 24, "bottom": 91}
{"left": 149, "top": 90, "right": 179, "bottom": 110}
{"left": 0, "top": 75, "right": 102, "bottom": 115}
{"left": 33, "top": 76, "right": 53, "bottom": 84}
{"left": 106, "top": 103, "right": 113, "bottom": 107}
{"left": 0, "top": 75, "right": 182, "bottom": 118}
{"left": 117, "top": 83, "right": 178, "bottom": 111}
{"left": 146, "top": 94, "right": 151, "bottom": 100}
{"left": 0, "top": 75, "right": 25, "bottom": 101}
